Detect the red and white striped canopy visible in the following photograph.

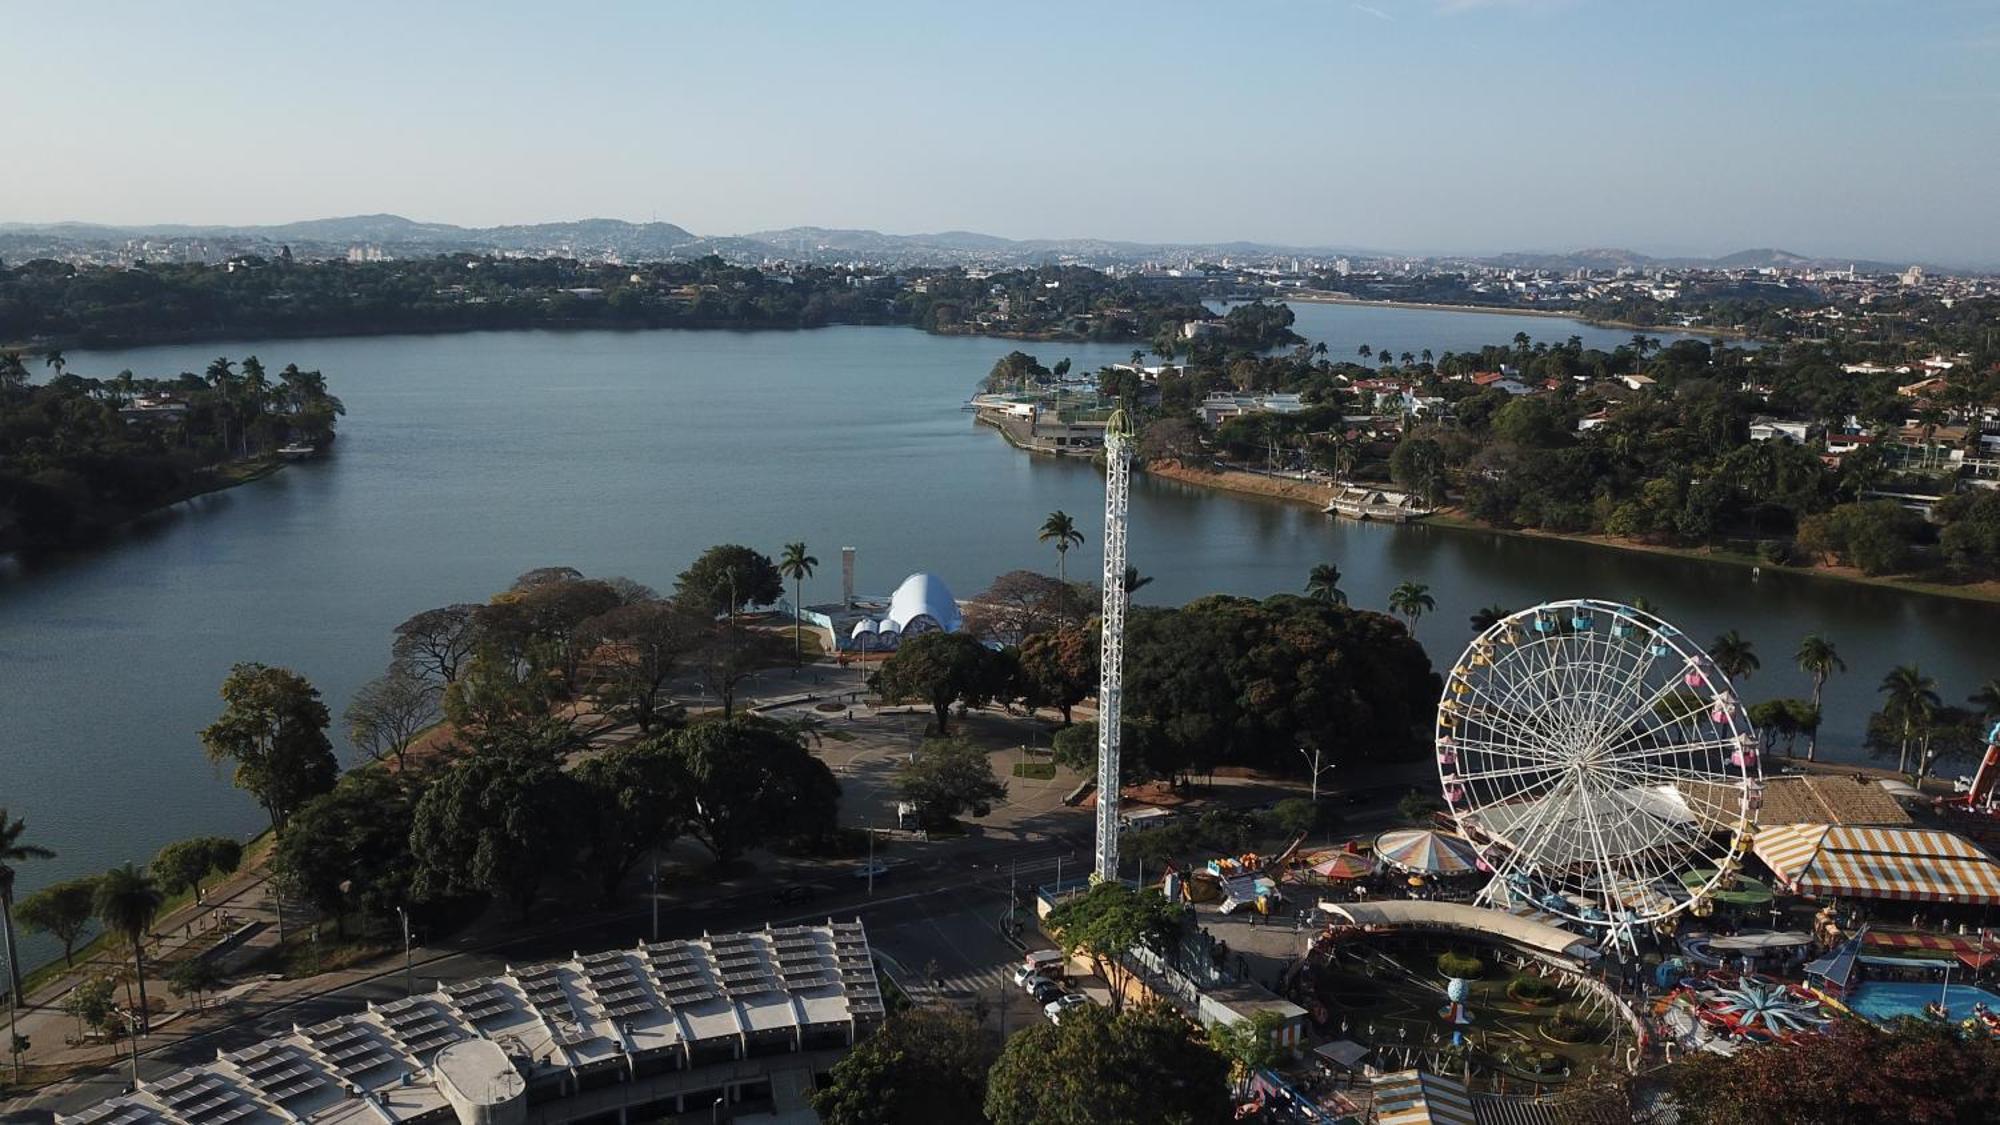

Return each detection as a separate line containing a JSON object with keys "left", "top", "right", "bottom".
{"left": 1752, "top": 824, "right": 2000, "bottom": 905}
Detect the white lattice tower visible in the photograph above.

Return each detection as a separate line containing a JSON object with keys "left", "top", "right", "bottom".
{"left": 1094, "top": 410, "right": 1131, "bottom": 883}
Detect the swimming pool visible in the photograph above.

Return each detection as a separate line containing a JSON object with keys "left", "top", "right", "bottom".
{"left": 1846, "top": 980, "right": 2000, "bottom": 1024}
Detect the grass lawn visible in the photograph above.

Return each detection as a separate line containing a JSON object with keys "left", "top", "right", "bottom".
{"left": 1012, "top": 761, "right": 1058, "bottom": 780}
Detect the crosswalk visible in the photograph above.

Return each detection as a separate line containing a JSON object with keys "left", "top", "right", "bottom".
{"left": 931, "top": 963, "right": 1023, "bottom": 999}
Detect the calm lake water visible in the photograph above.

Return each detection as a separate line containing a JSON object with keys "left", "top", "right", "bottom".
{"left": 4, "top": 301, "right": 1994, "bottom": 970}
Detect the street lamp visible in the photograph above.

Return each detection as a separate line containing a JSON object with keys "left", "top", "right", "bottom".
{"left": 712, "top": 1093, "right": 726, "bottom": 1124}
{"left": 1297, "top": 745, "right": 1336, "bottom": 803}
{"left": 394, "top": 906, "right": 414, "bottom": 998}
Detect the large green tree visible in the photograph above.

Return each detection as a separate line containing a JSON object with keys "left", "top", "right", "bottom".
{"left": 581, "top": 599, "right": 701, "bottom": 731}
{"left": 1015, "top": 625, "right": 1097, "bottom": 724}
{"left": 273, "top": 771, "right": 419, "bottom": 934}
{"left": 895, "top": 738, "right": 1008, "bottom": 829}
{"left": 663, "top": 720, "right": 839, "bottom": 864}
{"left": 150, "top": 837, "right": 243, "bottom": 904}
{"left": 984, "top": 1002, "right": 1232, "bottom": 1125}
{"left": 1044, "top": 882, "right": 1183, "bottom": 1014}
{"left": 410, "top": 753, "right": 580, "bottom": 918}
{"left": 16, "top": 877, "right": 98, "bottom": 967}
{"left": 871, "top": 631, "right": 1011, "bottom": 735}
{"left": 199, "top": 663, "right": 339, "bottom": 832}
{"left": 0, "top": 809, "right": 55, "bottom": 1003}
{"left": 812, "top": 1007, "right": 995, "bottom": 1125}
{"left": 675, "top": 544, "right": 783, "bottom": 619}
{"left": 572, "top": 740, "right": 685, "bottom": 905}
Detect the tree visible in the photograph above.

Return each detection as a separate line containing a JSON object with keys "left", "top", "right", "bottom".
{"left": 1123, "top": 565, "right": 1153, "bottom": 603}
{"left": 962, "top": 570, "right": 1087, "bottom": 643}
{"left": 779, "top": 541, "right": 819, "bottom": 665}
{"left": 691, "top": 620, "right": 785, "bottom": 718}
{"left": 1388, "top": 436, "right": 1448, "bottom": 506}
{"left": 150, "top": 837, "right": 242, "bottom": 904}
{"left": 344, "top": 664, "right": 440, "bottom": 770}
{"left": 410, "top": 754, "right": 580, "bottom": 918}
{"left": 1795, "top": 635, "right": 1845, "bottom": 760}
{"left": 1879, "top": 663, "right": 1941, "bottom": 778}
{"left": 1209, "top": 1010, "right": 1288, "bottom": 1097}
{"left": 985, "top": 1002, "right": 1232, "bottom": 1125}
{"left": 1709, "top": 630, "right": 1759, "bottom": 681}
{"left": 1266, "top": 797, "right": 1321, "bottom": 839}
{"left": 1388, "top": 581, "right": 1434, "bottom": 630}
{"left": 582, "top": 599, "right": 701, "bottom": 731}
{"left": 15, "top": 877, "right": 98, "bottom": 967}
{"left": 94, "top": 864, "right": 164, "bottom": 1031}
{"left": 1038, "top": 510, "right": 1086, "bottom": 584}
{"left": 1796, "top": 501, "right": 1922, "bottom": 575}
{"left": 391, "top": 604, "right": 481, "bottom": 684}
{"left": 812, "top": 1007, "right": 996, "bottom": 1125}
{"left": 199, "top": 663, "right": 338, "bottom": 832}
{"left": 871, "top": 632, "right": 1008, "bottom": 735}
{"left": 63, "top": 975, "right": 118, "bottom": 1042}
{"left": 1304, "top": 563, "right": 1346, "bottom": 605}
{"left": 1044, "top": 883, "right": 1182, "bottom": 1015}
{"left": 272, "top": 771, "right": 418, "bottom": 934}
{"left": 0, "top": 809, "right": 55, "bottom": 1003}
{"left": 1971, "top": 678, "right": 2000, "bottom": 722}
{"left": 1469, "top": 604, "right": 1511, "bottom": 633}
{"left": 1016, "top": 625, "right": 1097, "bottom": 724}
{"left": 675, "top": 544, "right": 783, "bottom": 619}
{"left": 896, "top": 738, "right": 1008, "bottom": 828}
{"left": 1668, "top": 1019, "right": 2000, "bottom": 1125}
{"left": 167, "top": 957, "right": 225, "bottom": 1012}
{"left": 572, "top": 741, "right": 684, "bottom": 906}
{"left": 664, "top": 720, "right": 840, "bottom": 865}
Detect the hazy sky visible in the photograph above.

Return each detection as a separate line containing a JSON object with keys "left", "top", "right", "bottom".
{"left": 6, "top": 0, "right": 1998, "bottom": 263}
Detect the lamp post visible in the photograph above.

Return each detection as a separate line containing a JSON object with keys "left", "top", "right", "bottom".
{"left": 1297, "top": 745, "right": 1336, "bottom": 804}
{"left": 650, "top": 850, "right": 661, "bottom": 944}
{"left": 394, "top": 906, "right": 413, "bottom": 998}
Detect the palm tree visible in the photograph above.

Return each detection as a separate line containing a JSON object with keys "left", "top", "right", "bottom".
{"left": 1879, "top": 664, "right": 1940, "bottom": 778}
{"left": 1469, "top": 604, "right": 1510, "bottom": 633}
{"left": 1357, "top": 345, "right": 1372, "bottom": 360}
{"left": 1795, "top": 635, "right": 1845, "bottom": 760}
{"left": 1038, "top": 511, "right": 1085, "bottom": 584}
{"left": 0, "top": 810, "right": 56, "bottom": 1003}
{"left": 94, "top": 864, "right": 164, "bottom": 1032}
{"left": 1388, "top": 582, "right": 1434, "bottom": 630}
{"left": 1123, "top": 565, "right": 1153, "bottom": 604}
{"left": 1305, "top": 564, "right": 1347, "bottom": 606}
{"left": 1970, "top": 678, "right": 2000, "bottom": 722}
{"left": 779, "top": 542, "right": 818, "bottom": 666}
{"left": 1709, "top": 631, "right": 1760, "bottom": 681}
{"left": 43, "top": 349, "right": 66, "bottom": 379}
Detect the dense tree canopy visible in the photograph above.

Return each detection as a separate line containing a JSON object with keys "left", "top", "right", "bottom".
{"left": 663, "top": 719, "right": 839, "bottom": 863}
{"left": 274, "top": 771, "right": 419, "bottom": 933}
{"left": 984, "top": 1002, "right": 1232, "bottom": 1125}
{"left": 675, "top": 544, "right": 783, "bottom": 617}
{"left": 1669, "top": 1019, "right": 2000, "bottom": 1125}
{"left": 410, "top": 752, "right": 580, "bottom": 918}
{"left": 895, "top": 737, "right": 1008, "bottom": 828}
{"left": 871, "top": 632, "right": 1013, "bottom": 735}
{"left": 811, "top": 1007, "right": 996, "bottom": 1125}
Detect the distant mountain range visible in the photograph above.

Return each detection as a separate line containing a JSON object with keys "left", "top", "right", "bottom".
{"left": 0, "top": 214, "right": 1960, "bottom": 274}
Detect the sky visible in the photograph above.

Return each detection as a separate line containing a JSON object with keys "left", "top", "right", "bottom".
{"left": 3, "top": 0, "right": 1998, "bottom": 265}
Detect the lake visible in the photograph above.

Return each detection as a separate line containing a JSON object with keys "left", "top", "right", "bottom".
{"left": 4, "top": 301, "right": 1993, "bottom": 971}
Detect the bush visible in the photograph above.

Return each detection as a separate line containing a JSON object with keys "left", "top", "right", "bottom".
{"left": 1508, "top": 975, "right": 1558, "bottom": 1005}
{"left": 1437, "top": 952, "right": 1485, "bottom": 979}
{"left": 1544, "top": 1006, "right": 1592, "bottom": 1042}
{"left": 1398, "top": 792, "right": 1446, "bottom": 823}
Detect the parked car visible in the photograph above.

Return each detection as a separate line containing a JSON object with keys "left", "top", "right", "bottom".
{"left": 774, "top": 884, "right": 818, "bottom": 905}
{"left": 853, "top": 861, "right": 892, "bottom": 881}
{"left": 1009, "top": 964, "right": 1041, "bottom": 990}
{"left": 1029, "top": 979, "right": 1064, "bottom": 1005}
{"left": 1018, "top": 972, "right": 1053, "bottom": 995}
{"left": 1023, "top": 949, "right": 1065, "bottom": 979}
{"left": 1044, "top": 993, "right": 1091, "bottom": 1024}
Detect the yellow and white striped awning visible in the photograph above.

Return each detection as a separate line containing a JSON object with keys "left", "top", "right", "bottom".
{"left": 1372, "top": 1070, "right": 1476, "bottom": 1125}
{"left": 1752, "top": 824, "right": 2000, "bottom": 905}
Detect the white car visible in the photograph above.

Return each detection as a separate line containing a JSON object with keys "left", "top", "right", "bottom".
{"left": 1044, "top": 993, "right": 1091, "bottom": 1023}
{"left": 1009, "top": 964, "right": 1040, "bottom": 990}
{"left": 1018, "top": 972, "right": 1054, "bottom": 996}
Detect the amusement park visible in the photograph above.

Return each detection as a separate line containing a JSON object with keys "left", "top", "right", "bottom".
{"left": 1081, "top": 595, "right": 2000, "bottom": 1122}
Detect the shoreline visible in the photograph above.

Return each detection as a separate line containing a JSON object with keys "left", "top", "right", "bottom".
{"left": 1278, "top": 291, "right": 1750, "bottom": 340}
{"left": 1141, "top": 460, "right": 2000, "bottom": 606}
{"left": 0, "top": 456, "right": 288, "bottom": 561}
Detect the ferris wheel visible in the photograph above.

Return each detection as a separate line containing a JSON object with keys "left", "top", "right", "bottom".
{"left": 1437, "top": 599, "right": 1762, "bottom": 941}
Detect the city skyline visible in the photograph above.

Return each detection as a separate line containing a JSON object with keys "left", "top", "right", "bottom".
{"left": 4, "top": 1, "right": 1999, "bottom": 264}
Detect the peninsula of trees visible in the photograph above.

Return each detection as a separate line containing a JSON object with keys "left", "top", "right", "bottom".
{"left": 0, "top": 353, "right": 342, "bottom": 550}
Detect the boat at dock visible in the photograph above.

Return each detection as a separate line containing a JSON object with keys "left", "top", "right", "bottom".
{"left": 277, "top": 442, "right": 319, "bottom": 460}
{"left": 1324, "top": 483, "right": 1434, "bottom": 523}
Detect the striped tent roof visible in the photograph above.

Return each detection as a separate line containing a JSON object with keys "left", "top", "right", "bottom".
{"left": 1374, "top": 829, "right": 1481, "bottom": 875}
{"left": 1371, "top": 1070, "right": 1476, "bottom": 1125}
{"left": 1752, "top": 824, "right": 2000, "bottom": 905}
